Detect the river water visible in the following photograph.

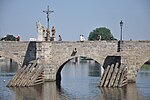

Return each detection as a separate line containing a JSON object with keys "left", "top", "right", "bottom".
{"left": 0, "top": 58, "right": 150, "bottom": 100}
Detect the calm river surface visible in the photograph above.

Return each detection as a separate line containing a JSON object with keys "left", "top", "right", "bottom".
{"left": 0, "top": 59, "right": 150, "bottom": 100}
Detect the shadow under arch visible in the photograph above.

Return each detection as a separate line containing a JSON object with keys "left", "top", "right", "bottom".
{"left": 136, "top": 58, "right": 150, "bottom": 78}
{"left": 131, "top": 57, "right": 150, "bottom": 83}
{"left": 56, "top": 56, "right": 102, "bottom": 86}
{"left": 137, "top": 57, "right": 150, "bottom": 71}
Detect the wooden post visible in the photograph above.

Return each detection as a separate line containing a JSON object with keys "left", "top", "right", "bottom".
{"left": 99, "top": 62, "right": 127, "bottom": 88}
{"left": 7, "top": 59, "right": 44, "bottom": 87}
{"left": 108, "top": 63, "right": 119, "bottom": 87}
{"left": 100, "top": 65, "right": 111, "bottom": 87}
{"left": 104, "top": 64, "right": 114, "bottom": 87}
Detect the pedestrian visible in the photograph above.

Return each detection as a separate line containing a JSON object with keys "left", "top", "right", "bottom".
{"left": 82, "top": 35, "right": 85, "bottom": 41}
{"left": 71, "top": 48, "right": 77, "bottom": 56}
{"left": 58, "top": 35, "right": 62, "bottom": 41}
{"left": 16, "top": 35, "right": 20, "bottom": 41}
{"left": 79, "top": 35, "right": 83, "bottom": 41}
{"left": 80, "top": 35, "right": 85, "bottom": 42}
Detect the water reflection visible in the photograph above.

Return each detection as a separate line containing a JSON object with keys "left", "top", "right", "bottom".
{"left": 8, "top": 82, "right": 145, "bottom": 100}
{"left": 10, "top": 86, "right": 42, "bottom": 100}
{"left": 9, "top": 82, "right": 75, "bottom": 100}
{"left": 60, "top": 60, "right": 101, "bottom": 100}
{"left": 100, "top": 84, "right": 144, "bottom": 100}
{"left": 136, "top": 71, "right": 150, "bottom": 99}
{"left": 43, "top": 82, "right": 59, "bottom": 100}
{"left": 0, "top": 58, "right": 150, "bottom": 100}
{"left": 0, "top": 58, "right": 18, "bottom": 74}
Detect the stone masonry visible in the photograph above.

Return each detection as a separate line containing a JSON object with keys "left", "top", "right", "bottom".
{"left": 0, "top": 41, "right": 150, "bottom": 82}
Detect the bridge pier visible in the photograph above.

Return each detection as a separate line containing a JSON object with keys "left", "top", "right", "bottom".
{"left": 44, "top": 65, "right": 56, "bottom": 81}
{"left": 127, "top": 74, "right": 136, "bottom": 82}
{"left": 127, "top": 65, "right": 138, "bottom": 83}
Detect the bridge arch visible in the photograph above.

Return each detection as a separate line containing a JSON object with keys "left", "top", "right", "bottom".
{"left": 0, "top": 51, "right": 22, "bottom": 67}
{"left": 134, "top": 57, "right": 150, "bottom": 78}
{"left": 138, "top": 58, "right": 150, "bottom": 69}
{"left": 136, "top": 58, "right": 150, "bottom": 86}
{"left": 56, "top": 56, "right": 102, "bottom": 82}
{"left": 138, "top": 57, "right": 150, "bottom": 71}
{"left": 121, "top": 46, "right": 150, "bottom": 82}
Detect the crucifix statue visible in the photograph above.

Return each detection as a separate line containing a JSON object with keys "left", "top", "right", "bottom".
{"left": 43, "top": 5, "right": 54, "bottom": 41}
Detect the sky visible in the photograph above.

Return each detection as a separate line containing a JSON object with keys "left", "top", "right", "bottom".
{"left": 0, "top": 0, "right": 150, "bottom": 41}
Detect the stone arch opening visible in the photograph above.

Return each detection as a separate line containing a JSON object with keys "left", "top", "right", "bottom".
{"left": 138, "top": 58, "right": 150, "bottom": 71}
{"left": 132, "top": 57, "right": 150, "bottom": 81}
{"left": 56, "top": 56, "right": 102, "bottom": 83}
{"left": 0, "top": 56, "right": 19, "bottom": 74}
{"left": 0, "top": 51, "right": 22, "bottom": 67}
{"left": 136, "top": 58, "right": 150, "bottom": 91}
{"left": 136, "top": 58, "right": 150, "bottom": 75}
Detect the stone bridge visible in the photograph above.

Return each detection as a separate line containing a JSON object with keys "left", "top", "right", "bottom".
{"left": 0, "top": 41, "right": 150, "bottom": 82}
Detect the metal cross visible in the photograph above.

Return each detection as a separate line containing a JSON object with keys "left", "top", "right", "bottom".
{"left": 43, "top": 5, "right": 54, "bottom": 29}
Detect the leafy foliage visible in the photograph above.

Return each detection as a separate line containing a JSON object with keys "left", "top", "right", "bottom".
{"left": 88, "top": 27, "right": 116, "bottom": 41}
{"left": 0, "top": 34, "right": 17, "bottom": 41}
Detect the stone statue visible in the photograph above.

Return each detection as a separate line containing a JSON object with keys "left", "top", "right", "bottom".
{"left": 51, "top": 26, "right": 56, "bottom": 41}
{"left": 36, "top": 21, "right": 46, "bottom": 41}
{"left": 46, "top": 28, "right": 50, "bottom": 41}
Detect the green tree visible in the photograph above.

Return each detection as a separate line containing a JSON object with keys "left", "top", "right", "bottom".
{"left": 88, "top": 27, "right": 116, "bottom": 41}
{"left": 0, "top": 34, "right": 17, "bottom": 41}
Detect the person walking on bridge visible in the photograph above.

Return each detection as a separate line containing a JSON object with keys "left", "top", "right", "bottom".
{"left": 79, "top": 35, "right": 85, "bottom": 42}
{"left": 58, "top": 35, "right": 62, "bottom": 41}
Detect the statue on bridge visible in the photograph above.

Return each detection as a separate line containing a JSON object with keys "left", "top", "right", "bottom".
{"left": 36, "top": 21, "right": 53, "bottom": 41}
{"left": 36, "top": 21, "right": 46, "bottom": 41}
{"left": 36, "top": 5, "right": 56, "bottom": 41}
{"left": 46, "top": 28, "right": 51, "bottom": 41}
{"left": 51, "top": 26, "right": 56, "bottom": 41}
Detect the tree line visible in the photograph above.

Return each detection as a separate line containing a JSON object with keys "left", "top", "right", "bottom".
{"left": 88, "top": 27, "right": 116, "bottom": 41}
{"left": 0, "top": 34, "right": 17, "bottom": 41}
